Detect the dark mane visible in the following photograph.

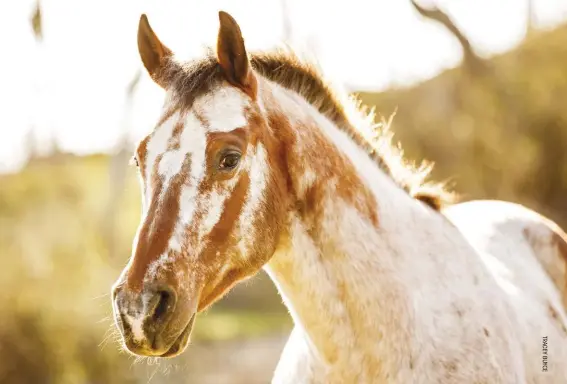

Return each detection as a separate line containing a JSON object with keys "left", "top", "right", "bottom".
{"left": 160, "top": 49, "right": 455, "bottom": 210}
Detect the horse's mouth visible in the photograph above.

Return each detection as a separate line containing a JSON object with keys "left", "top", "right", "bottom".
{"left": 158, "top": 313, "right": 196, "bottom": 358}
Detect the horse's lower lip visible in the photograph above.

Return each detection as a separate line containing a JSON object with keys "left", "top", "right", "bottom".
{"left": 159, "top": 313, "right": 196, "bottom": 358}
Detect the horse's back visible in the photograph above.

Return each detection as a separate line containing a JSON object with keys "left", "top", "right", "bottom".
{"left": 443, "top": 200, "right": 567, "bottom": 308}
{"left": 443, "top": 199, "right": 567, "bottom": 381}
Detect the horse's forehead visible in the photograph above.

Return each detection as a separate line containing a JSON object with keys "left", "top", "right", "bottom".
{"left": 143, "top": 86, "right": 250, "bottom": 157}
{"left": 139, "top": 86, "right": 250, "bottom": 181}
{"left": 193, "top": 86, "right": 250, "bottom": 133}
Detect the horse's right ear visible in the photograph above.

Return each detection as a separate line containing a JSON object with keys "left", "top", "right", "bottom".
{"left": 137, "top": 14, "right": 172, "bottom": 88}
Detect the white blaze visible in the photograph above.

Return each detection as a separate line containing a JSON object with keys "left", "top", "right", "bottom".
{"left": 141, "top": 85, "right": 253, "bottom": 279}
{"left": 144, "top": 112, "right": 179, "bottom": 203}
{"left": 198, "top": 87, "right": 248, "bottom": 132}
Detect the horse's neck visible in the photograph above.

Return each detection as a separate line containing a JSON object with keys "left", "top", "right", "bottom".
{"left": 262, "top": 81, "right": 463, "bottom": 372}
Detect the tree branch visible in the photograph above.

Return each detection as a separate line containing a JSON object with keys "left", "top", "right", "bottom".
{"left": 410, "top": 0, "right": 486, "bottom": 74}
{"left": 30, "top": 0, "right": 42, "bottom": 41}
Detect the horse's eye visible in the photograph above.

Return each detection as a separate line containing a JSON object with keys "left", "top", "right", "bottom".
{"left": 130, "top": 156, "right": 139, "bottom": 167}
{"left": 219, "top": 152, "right": 241, "bottom": 171}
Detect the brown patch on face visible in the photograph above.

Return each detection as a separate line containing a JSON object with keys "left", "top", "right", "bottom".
{"left": 135, "top": 136, "right": 151, "bottom": 183}
{"left": 204, "top": 171, "right": 250, "bottom": 255}
{"left": 192, "top": 107, "right": 210, "bottom": 130}
{"left": 126, "top": 154, "right": 192, "bottom": 292}
{"left": 167, "top": 119, "right": 185, "bottom": 150}
{"left": 194, "top": 167, "right": 255, "bottom": 310}
{"left": 191, "top": 105, "right": 293, "bottom": 311}
{"left": 175, "top": 125, "right": 251, "bottom": 254}
{"left": 483, "top": 327, "right": 490, "bottom": 337}
{"left": 166, "top": 125, "right": 252, "bottom": 311}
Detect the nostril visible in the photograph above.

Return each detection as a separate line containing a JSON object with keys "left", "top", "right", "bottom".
{"left": 152, "top": 290, "right": 172, "bottom": 322}
{"left": 148, "top": 286, "right": 176, "bottom": 324}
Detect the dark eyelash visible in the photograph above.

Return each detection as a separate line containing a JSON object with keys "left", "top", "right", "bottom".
{"left": 130, "top": 156, "right": 139, "bottom": 167}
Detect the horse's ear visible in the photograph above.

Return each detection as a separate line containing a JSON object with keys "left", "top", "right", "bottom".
{"left": 216, "top": 11, "right": 256, "bottom": 97}
{"left": 138, "top": 14, "right": 172, "bottom": 88}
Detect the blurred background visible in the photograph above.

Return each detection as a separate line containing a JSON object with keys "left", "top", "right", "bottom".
{"left": 1, "top": 0, "right": 567, "bottom": 383}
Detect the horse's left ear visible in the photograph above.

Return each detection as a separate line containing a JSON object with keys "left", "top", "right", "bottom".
{"left": 138, "top": 14, "right": 173, "bottom": 88}
{"left": 216, "top": 11, "right": 256, "bottom": 98}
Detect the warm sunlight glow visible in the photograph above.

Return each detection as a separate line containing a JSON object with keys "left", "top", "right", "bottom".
{"left": 1, "top": 0, "right": 566, "bottom": 173}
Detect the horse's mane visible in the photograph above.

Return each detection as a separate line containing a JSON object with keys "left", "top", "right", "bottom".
{"left": 161, "top": 48, "right": 455, "bottom": 210}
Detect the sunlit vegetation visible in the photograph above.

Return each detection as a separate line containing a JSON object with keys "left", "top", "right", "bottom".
{"left": 359, "top": 22, "right": 567, "bottom": 229}
{"left": 0, "top": 154, "right": 290, "bottom": 383}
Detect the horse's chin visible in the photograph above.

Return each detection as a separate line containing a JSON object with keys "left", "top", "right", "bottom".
{"left": 159, "top": 313, "right": 196, "bottom": 358}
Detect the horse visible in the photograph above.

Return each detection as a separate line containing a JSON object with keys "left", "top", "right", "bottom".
{"left": 111, "top": 11, "right": 567, "bottom": 383}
